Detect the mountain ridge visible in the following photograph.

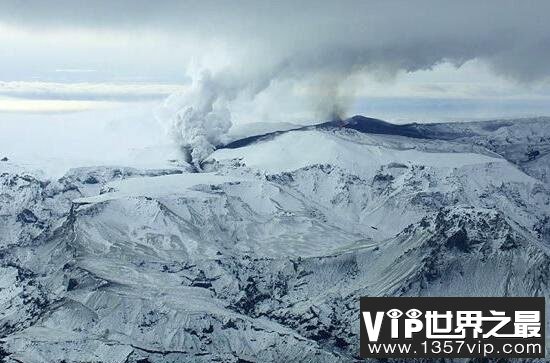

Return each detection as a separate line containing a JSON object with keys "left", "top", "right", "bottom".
{"left": 1, "top": 116, "right": 550, "bottom": 362}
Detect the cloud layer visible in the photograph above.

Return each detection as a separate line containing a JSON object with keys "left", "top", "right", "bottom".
{"left": 2, "top": 0, "right": 550, "bottom": 82}
{"left": 0, "top": 81, "right": 182, "bottom": 101}
{"left": 2, "top": 1, "right": 550, "bottom": 124}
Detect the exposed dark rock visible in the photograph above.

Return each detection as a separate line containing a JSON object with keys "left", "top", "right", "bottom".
{"left": 499, "top": 234, "right": 520, "bottom": 250}
{"left": 527, "top": 149, "right": 540, "bottom": 161}
{"left": 445, "top": 228, "right": 470, "bottom": 252}
{"left": 67, "top": 278, "right": 79, "bottom": 291}
{"left": 82, "top": 175, "right": 99, "bottom": 184}
{"left": 16, "top": 209, "right": 38, "bottom": 224}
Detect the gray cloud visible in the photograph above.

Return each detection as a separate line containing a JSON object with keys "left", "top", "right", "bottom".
{"left": 0, "top": 0, "right": 550, "bottom": 80}
{"left": 1, "top": 1, "right": 550, "bottom": 120}
{"left": 1, "top": 1, "right": 549, "bottom": 81}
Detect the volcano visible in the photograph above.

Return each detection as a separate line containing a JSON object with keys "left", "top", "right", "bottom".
{"left": 1, "top": 116, "right": 550, "bottom": 361}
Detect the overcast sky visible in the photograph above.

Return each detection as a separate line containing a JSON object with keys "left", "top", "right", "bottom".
{"left": 1, "top": 0, "right": 550, "bottom": 122}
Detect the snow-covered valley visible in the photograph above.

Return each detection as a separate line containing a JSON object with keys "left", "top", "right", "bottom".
{"left": 1, "top": 116, "right": 550, "bottom": 362}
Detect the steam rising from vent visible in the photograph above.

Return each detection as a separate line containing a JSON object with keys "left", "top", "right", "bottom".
{"left": 157, "top": 71, "right": 232, "bottom": 169}
{"left": 157, "top": 68, "right": 359, "bottom": 166}
{"left": 149, "top": 0, "right": 550, "bottom": 165}
{"left": 310, "top": 73, "right": 360, "bottom": 122}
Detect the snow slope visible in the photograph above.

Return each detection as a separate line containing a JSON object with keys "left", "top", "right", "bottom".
{"left": 1, "top": 116, "right": 550, "bottom": 362}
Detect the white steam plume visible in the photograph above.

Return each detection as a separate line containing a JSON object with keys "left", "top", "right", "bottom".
{"left": 157, "top": 71, "right": 231, "bottom": 169}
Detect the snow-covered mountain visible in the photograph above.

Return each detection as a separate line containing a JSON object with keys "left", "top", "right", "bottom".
{"left": 1, "top": 116, "right": 550, "bottom": 362}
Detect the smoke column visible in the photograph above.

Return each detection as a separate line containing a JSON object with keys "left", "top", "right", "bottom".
{"left": 157, "top": 71, "right": 232, "bottom": 169}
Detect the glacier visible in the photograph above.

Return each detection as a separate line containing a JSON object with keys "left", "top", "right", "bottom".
{"left": 1, "top": 116, "right": 550, "bottom": 362}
